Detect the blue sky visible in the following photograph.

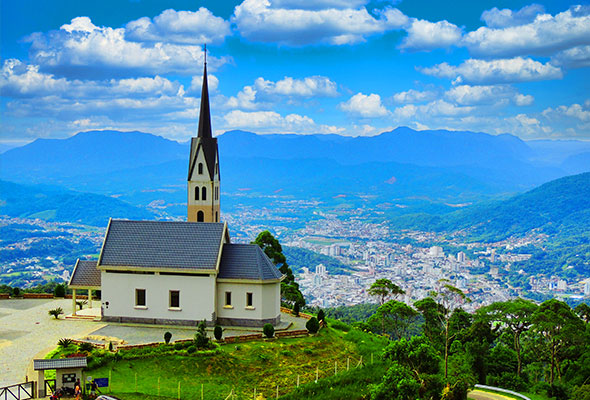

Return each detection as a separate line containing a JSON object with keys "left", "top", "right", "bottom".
{"left": 1, "top": 0, "right": 590, "bottom": 147}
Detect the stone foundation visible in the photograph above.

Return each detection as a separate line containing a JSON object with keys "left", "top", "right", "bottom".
{"left": 102, "top": 315, "right": 213, "bottom": 327}
{"left": 216, "top": 314, "right": 281, "bottom": 327}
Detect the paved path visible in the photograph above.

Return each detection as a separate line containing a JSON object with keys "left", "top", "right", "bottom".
{"left": 469, "top": 389, "right": 516, "bottom": 400}
{"left": 0, "top": 299, "right": 104, "bottom": 387}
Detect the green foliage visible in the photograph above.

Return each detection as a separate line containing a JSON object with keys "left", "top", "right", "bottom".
{"left": 53, "top": 284, "right": 66, "bottom": 297}
{"left": 263, "top": 323, "right": 274, "bottom": 338}
{"left": 370, "top": 362, "right": 421, "bottom": 400}
{"left": 317, "top": 309, "right": 325, "bottom": 323}
{"left": 48, "top": 307, "right": 63, "bottom": 319}
{"left": 283, "top": 246, "right": 354, "bottom": 275}
{"left": 324, "top": 303, "right": 380, "bottom": 324}
{"left": 306, "top": 317, "right": 320, "bottom": 334}
{"left": 571, "top": 385, "right": 590, "bottom": 400}
{"left": 214, "top": 325, "right": 223, "bottom": 341}
{"left": 574, "top": 303, "right": 590, "bottom": 323}
{"left": 368, "top": 300, "right": 418, "bottom": 340}
{"left": 75, "top": 300, "right": 87, "bottom": 310}
{"left": 194, "top": 320, "right": 209, "bottom": 348}
{"left": 78, "top": 341, "right": 94, "bottom": 353}
{"left": 13, "top": 287, "right": 20, "bottom": 296}
{"left": 57, "top": 338, "right": 73, "bottom": 347}
{"left": 293, "top": 302, "right": 300, "bottom": 317}
{"left": 164, "top": 331, "right": 172, "bottom": 344}
{"left": 108, "top": 341, "right": 113, "bottom": 351}
{"left": 367, "top": 279, "right": 405, "bottom": 305}
{"left": 173, "top": 342, "right": 184, "bottom": 350}
{"left": 187, "top": 346, "right": 196, "bottom": 354}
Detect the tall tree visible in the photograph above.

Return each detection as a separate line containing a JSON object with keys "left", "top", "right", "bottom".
{"left": 478, "top": 298, "right": 537, "bottom": 377}
{"left": 368, "top": 279, "right": 405, "bottom": 305}
{"left": 574, "top": 303, "right": 590, "bottom": 323}
{"left": 253, "top": 230, "right": 305, "bottom": 306}
{"left": 368, "top": 300, "right": 418, "bottom": 340}
{"left": 532, "top": 299, "right": 584, "bottom": 384}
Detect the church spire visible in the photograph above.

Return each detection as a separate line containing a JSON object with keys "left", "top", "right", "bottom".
{"left": 197, "top": 45, "right": 212, "bottom": 139}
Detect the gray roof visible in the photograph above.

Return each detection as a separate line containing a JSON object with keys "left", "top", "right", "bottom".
{"left": 34, "top": 357, "right": 87, "bottom": 370}
{"left": 218, "top": 244, "right": 283, "bottom": 281}
{"left": 69, "top": 259, "right": 100, "bottom": 288}
{"left": 99, "top": 220, "right": 225, "bottom": 270}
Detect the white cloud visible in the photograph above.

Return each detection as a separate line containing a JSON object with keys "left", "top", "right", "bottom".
{"left": 272, "top": 0, "right": 369, "bottom": 10}
{"left": 445, "top": 84, "right": 533, "bottom": 106}
{"left": 1, "top": 59, "right": 69, "bottom": 97}
{"left": 340, "top": 93, "right": 389, "bottom": 117}
{"left": 480, "top": 4, "right": 545, "bottom": 28}
{"left": 400, "top": 19, "right": 462, "bottom": 51}
{"left": 551, "top": 45, "right": 590, "bottom": 69}
{"left": 125, "top": 8, "right": 231, "bottom": 45}
{"left": 543, "top": 103, "right": 590, "bottom": 122}
{"left": 392, "top": 89, "right": 437, "bottom": 104}
{"left": 420, "top": 57, "right": 562, "bottom": 84}
{"left": 464, "top": 5, "right": 590, "bottom": 58}
{"left": 25, "top": 16, "right": 228, "bottom": 79}
{"left": 222, "top": 109, "right": 342, "bottom": 134}
{"left": 188, "top": 74, "right": 220, "bottom": 94}
{"left": 232, "top": 0, "right": 408, "bottom": 45}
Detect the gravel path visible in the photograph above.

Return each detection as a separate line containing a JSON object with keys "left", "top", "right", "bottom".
{"left": 0, "top": 299, "right": 104, "bottom": 387}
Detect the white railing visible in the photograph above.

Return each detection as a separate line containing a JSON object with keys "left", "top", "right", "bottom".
{"left": 474, "top": 384, "right": 531, "bottom": 400}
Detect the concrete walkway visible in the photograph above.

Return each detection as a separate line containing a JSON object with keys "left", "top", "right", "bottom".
{"left": 0, "top": 299, "right": 104, "bottom": 387}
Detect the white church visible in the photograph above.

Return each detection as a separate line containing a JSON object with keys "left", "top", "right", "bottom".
{"left": 68, "top": 60, "right": 284, "bottom": 327}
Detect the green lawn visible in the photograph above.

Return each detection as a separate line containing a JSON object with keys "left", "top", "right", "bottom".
{"left": 86, "top": 326, "right": 388, "bottom": 400}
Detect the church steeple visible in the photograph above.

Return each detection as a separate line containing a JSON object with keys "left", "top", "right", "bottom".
{"left": 187, "top": 46, "right": 220, "bottom": 223}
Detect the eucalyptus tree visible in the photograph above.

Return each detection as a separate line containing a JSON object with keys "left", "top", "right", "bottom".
{"left": 368, "top": 299, "right": 418, "bottom": 340}
{"left": 477, "top": 298, "right": 537, "bottom": 377}
{"left": 368, "top": 278, "right": 405, "bottom": 305}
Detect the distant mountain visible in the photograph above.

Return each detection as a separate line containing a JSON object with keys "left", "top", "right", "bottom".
{"left": 1, "top": 128, "right": 588, "bottom": 216}
{"left": 0, "top": 180, "right": 156, "bottom": 226}
{"left": 392, "top": 172, "right": 590, "bottom": 241}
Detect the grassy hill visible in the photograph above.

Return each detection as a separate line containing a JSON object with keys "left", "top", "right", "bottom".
{"left": 68, "top": 324, "right": 388, "bottom": 400}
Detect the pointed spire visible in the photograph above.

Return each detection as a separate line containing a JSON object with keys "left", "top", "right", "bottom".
{"left": 197, "top": 45, "right": 212, "bottom": 139}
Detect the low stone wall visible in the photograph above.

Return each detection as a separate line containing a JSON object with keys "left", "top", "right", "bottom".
{"left": 23, "top": 293, "right": 53, "bottom": 299}
{"left": 275, "top": 329, "right": 309, "bottom": 338}
{"left": 280, "top": 306, "right": 313, "bottom": 320}
{"left": 0, "top": 293, "right": 10, "bottom": 299}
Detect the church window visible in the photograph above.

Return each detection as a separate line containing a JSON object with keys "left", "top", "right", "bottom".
{"left": 197, "top": 211, "right": 204, "bottom": 222}
{"left": 135, "top": 289, "right": 146, "bottom": 307}
{"left": 225, "top": 291, "right": 232, "bottom": 307}
{"left": 215, "top": 211, "right": 218, "bottom": 222}
{"left": 195, "top": 187, "right": 199, "bottom": 200}
{"left": 169, "top": 290, "right": 180, "bottom": 308}
{"left": 246, "top": 292, "right": 253, "bottom": 308}
{"left": 198, "top": 163, "right": 203, "bottom": 175}
{"left": 202, "top": 187, "right": 207, "bottom": 200}
{"left": 215, "top": 187, "right": 218, "bottom": 200}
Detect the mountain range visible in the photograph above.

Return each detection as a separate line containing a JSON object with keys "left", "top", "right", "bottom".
{"left": 1, "top": 128, "right": 589, "bottom": 219}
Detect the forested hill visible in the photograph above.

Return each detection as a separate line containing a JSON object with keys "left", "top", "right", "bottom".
{"left": 0, "top": 180, "right": 155, "bottom": 226}
{"left": 392, "top": 172, "right": 590, "bottom": 241}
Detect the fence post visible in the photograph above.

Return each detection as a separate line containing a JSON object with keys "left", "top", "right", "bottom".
{"left": 201, "top": 383, "right": 204, "bottom": 400}
{"left": 254, "top": 387, "right": 256, "bottom": 399}
{"left": 109, "top": 370, "right": 112, "bottom": 393}
{"left": 177, "top": 381, "right": 181, "bottom": 400}
{"left": 158, "top": 377, "right": 161, "bottom": 396}
{"left": 276, "top": 385, "right": 279, "bottom": 399}
{"left": 371, "top": 353, "right": 374, "bottom": 364}
{"left": 347, "top": 357, "right": 350, "bottom": 371}
{"left": 334, "top": 361, "right": 337, "bottom": 375}
{"left": 297, "top": 375, "right": 300, "bottom": 387}
{"left": 135, "top": 373, "right": 137, "bottom": 393}
{"left": 315, "top": 366, "right": 319, "bottom": 383}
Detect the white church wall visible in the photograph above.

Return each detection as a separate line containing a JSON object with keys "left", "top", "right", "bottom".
{"left": 216, "top": 281, "right": 281, "bottom": 326}
{"left": 101, "top": 271, "right": 217, "bottom": 325}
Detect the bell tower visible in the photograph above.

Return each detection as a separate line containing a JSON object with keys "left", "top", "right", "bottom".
{"left": 187, "top": 48, "right": 220, "bottom": 223}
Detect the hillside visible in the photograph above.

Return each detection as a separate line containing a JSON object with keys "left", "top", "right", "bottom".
{"left": 0, "top": 180, "right": 155, "bottom": 226}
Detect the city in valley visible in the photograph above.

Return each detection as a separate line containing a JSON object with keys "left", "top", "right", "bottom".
{"left": 3, "top": 194, "right": 588, "bottom": 310}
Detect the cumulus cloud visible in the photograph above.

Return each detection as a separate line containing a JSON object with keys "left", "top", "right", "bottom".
{"left": 480, "top": 4, "right": 545, "bottom": 28}
{"left": 542, "top": 103, "right": 590, "bottom": 122}
{"left": 272, "top": 0, "right": 369, "bottom": 10}
{"left": 222, "top": 109, "right": 343, "bottom": 134}
{"left": 226, "top": 76, "right": 338, "bottom": 110}
{"left": 444, "top": 84, "right": 533, "bottom": 106}
{"left": 400, "top": 19, "right": 462, "bottom": 51}
{"left": 232, "top": 0, "right": 408, "bottom": 45}
{"left": 464, "top": 5, "right": 590, "bottom": 58}
{"left": 340, "top": 93, "right": 389, "bottom": 117}
{"left": 125, "top": 8, "right": 231, "bottom": 45}
{"left": 420, "top": 57, "right": 563, "bottom": 84}
{"left": 392, "top": 88, "right": 437, "bottom": 104}
{"left": 551, "top": 45, "right": 590, "bottom": 69}
{"left": 25, "top": 16, "right": 228, "bottom": 79}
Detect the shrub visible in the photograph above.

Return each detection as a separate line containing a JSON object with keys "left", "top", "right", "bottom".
{"left": 48, "top": 307, "right": 64, "bottom": 319}
{"left": 58, "top": 338, "right": 73, "bottom": 348}
{"left": 174, "top": 342, "right": 184, "bottom": 350}
{"left": 13, "top": 287, "right": 21, "bottom": 296}
{"left": 187, "top": 346, "right": 197, "bottom": 354}
{"left": 194, "top": 320, "right": 209, "bottom": 348}
{"left": 78, "top": 342, "right": 94, "bottom": 353}
{"left": 214, "top": 325, "right": 223, "bottom": 341}
{"left": 54, "top": 284, "right": 66, "bottom": 298}
{"left": 164, "top": 332, "right": 172, "bottom": 344}
{"left": 108, "top": 342, "right": 113, "bottom": 351}
{"left": 263, "top": 323, "right": 275, "bottom": 338}
{"left": 548, "top": 383, "right": 569, "bottom": 400}
{"left": 75, "top": 300, "right": 87, "bottom": 310}
{"left": 306, "top": 317, "right": 320, "bottom": 334}
{"left": 293, "top": 302, "right": 300, "bottom": 317}
{"left": 317, "top": 309, "right": 325, "bottom": 323}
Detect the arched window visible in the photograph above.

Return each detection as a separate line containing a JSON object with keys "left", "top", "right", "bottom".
{"left": 215, "top": 211, "right": 218, "bottom": 222}
{"left": 202, "top": 186, "right": 207, "bottom": 200}
{"left": 198, "top": 163, "right": 203, "bottom": 175}
{"left": 197, "top": 211, "right": 204, "bottom": 222}
{"left": 194, "top": 187, "right": 199, "bottom": 201}
{"left": 215, "top": 187, "right": 218, "bottom": 200}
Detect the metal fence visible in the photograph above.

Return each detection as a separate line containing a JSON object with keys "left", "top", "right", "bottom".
{"left": 0, "top": 382, "right": 35, "bottom": 400}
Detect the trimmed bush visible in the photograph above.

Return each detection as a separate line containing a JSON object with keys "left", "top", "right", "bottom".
{"left": 214, "top": 325, "right": 223, "bottom": 341}
{"left": 78, "top": 342, "right": 94, "bottom": 353}
{"left": 263, "top": 323, "right": 275, "bottom": 338}
{"left": 187, "top": 346, "right": 197, "bottom": 354}
{"left": 164, "top": 331, "right": 172, "bottom": 344}
{"left": 108, "top": 342, "right": 113, "bottom": 351}
{"left": 174, "top": 342, "right": 184, "bottom": 350}
{"left": 54, "top": 284, "right": 66, "bottom": 298}
{"left": 13, "top": 287, "right": 20, "bottom": 296}
{"left": 306, "top": 317, "right": 320, "bottom": 334}
{"left": 194, "top": 320, "right": 209, "bottom": 348}
{"left": 317, "top": 309, "right": 325, "bottom": 322}
{"left": 293, "top": 302, "right": 300, "bottom": 317}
